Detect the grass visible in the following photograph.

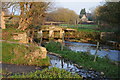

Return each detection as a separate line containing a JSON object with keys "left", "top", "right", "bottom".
{"left": 59, "top": 24, "right": 119, "bottom": 33}
{"left": 59, "top": 24, "right": 100, "bottom": 32}
{"left": 5, "top": 67, "right": 82, "bottom": 79}
{"left": 2, "top": 27, "right": 24, "bottom": 42}
{"left": 75, "top": 31, "right": 100, "bottom": 41}
{"left": 60, "top": 24, "right": 98, "bottom": 28}
{"left": 2, "top": 42, "right": 50, "bottom": 66}
{"left": 45, "top": 41, "right": 120, "bottom": 78}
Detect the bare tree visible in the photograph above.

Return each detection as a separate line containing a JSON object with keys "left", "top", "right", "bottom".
{"left": 46, "top": 8, "right": 79, "bottom": 25}
{"left": 18, "top": 2, "right": 51, "bottom": 31}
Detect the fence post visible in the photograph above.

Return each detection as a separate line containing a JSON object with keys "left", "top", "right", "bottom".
{"left": 39, "top": 30, "right": 43, "bottom": 46}
{"left": 94, "top": 42, "right": 99, "bottom": 62}
{"left": 61, "top": 31, "right": 65, "bottom": 51}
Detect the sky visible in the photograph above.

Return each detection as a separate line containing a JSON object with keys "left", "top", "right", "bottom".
{"left": 9, "top": 0, "right": 105, "bottom": 15}
{"left": 53, "top": 0, "right": 105, "bottom": 14}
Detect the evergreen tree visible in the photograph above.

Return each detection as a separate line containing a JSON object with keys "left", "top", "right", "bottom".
{"left": 79, "top": 8, "right": 86, "bottom": 18}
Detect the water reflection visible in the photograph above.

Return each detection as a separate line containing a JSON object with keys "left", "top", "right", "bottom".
{"left": 65, "top": 41, "right": 120, "bottom": 61}
{"left": 48, "top": 54, "right": 104, "bottom": 79}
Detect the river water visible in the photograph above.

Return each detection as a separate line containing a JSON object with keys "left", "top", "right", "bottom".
{"left": 65, "top": 41, "right": 120, "bottom": 61}
{"left": 2, "top": 54, "right": 105, "bottom": 79}
{"left": 48, "top": 54, "right": 105, "bottom": 79}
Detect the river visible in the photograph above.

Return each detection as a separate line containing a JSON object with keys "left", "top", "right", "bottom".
{"left": 65, "top": 41, "right": 120, "bottom": 61}
{"left": 2, "top": 41, "right": 119, "bottom": 79}
{"left": 2, "top": 54, "right": 105, "bottom": 79}
{"left": 48, "top": 54, "right": 105, "bottom": 79}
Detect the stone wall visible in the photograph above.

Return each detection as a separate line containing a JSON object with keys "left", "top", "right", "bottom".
{"left": 1, "top": 11, "right": 6, "bottom": 29}
{"left": 39, "top": 47, "right": 47, "bottom": 59}
{"left": 100, "top": 32, "right": 120, "bottom": 48}
{"left": 100, "top": 32, "right": 115, "bottom": 41}
{"left": 28, "top": 47, "right": 47, "bottom": 59}
{"left": 13, "top": 32, "right": 28, "bottom": 43}
{"left": 24, "top": 46, "right": 47, "bottom": 64}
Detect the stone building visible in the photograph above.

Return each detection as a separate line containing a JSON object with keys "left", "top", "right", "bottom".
{"left": 81, "top": 14, "right": 88, "bottom": 22}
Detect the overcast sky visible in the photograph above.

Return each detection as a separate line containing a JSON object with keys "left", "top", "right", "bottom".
{"left": 53, "top": 0, "right": 105, "bottom": 14}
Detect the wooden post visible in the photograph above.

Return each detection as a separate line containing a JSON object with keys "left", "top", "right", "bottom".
{"left": 94, "top": 42, "right": 99, "bottom": 62}
{"left": 51, "top": 22, "right": 52, "bottom": 25}
{"left": 61, "top": 59, "right": 64, "bottom": 68}
{"left": 49, "top": 30, "right": 53, "bottom": 42}
{"left": 39, "top": 30, "right": 43, "bottom": 46}
{"left": 98, "top": 20, "right": 100, "bottom": 25}
{"left": 61, "top": 31, "right": 65, "bottom": 51}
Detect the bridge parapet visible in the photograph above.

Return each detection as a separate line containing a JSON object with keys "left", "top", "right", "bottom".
{"left": 38, "top": 26, "right": 76, "bottom": 42}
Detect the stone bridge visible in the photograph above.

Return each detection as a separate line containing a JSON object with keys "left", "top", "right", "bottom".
{"left": 38, "top": 26, "right": 76, "bottom": 42}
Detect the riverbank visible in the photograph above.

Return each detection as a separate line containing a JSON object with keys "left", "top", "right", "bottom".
{"left": 1, "top": 41, "right": 83, "bottom": 79}
{"left": 3, "top": 67, "right": 82, "bottom": 79}
{"left": 45, "top": 41, "right": 120, "bottom": 78}
{"left": 1, "top": 42, "right": 50, "bottom": 66}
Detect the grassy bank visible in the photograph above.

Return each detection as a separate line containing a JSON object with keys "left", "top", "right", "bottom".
{"left": 5, "top": 67, "right": 82, "bottom": 79}
{"left": 2, "top": 27, "right": 24, "bottom": 42}
{"left": 45, "top": 41, "right": 120, "bottom": 78}
{"left": 59, "top": 24, "right": 119, "bottom": 32}
{"left": 1, "top": 42, "right": 50, "bottom": 66}
{"left": 60, "top": 24, "right": 98, "bottom": 28}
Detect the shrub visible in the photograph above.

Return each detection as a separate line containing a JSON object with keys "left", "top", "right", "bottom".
{"left": 8, "top": 67, "right": 82, "bottom": 79}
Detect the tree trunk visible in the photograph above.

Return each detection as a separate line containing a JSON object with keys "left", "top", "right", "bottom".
{"left": 19, "top": 17, "right": 33, "bottom": 30}
{"left": 18, "top": 2, "right": 24, "bottom": 30}
{"left": 18, "top": 2, "right": 33, "bottom": 31}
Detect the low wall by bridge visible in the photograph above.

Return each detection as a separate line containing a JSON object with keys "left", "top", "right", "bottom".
{"left": 38, "top": 26, "right": 76, "bottom": 42}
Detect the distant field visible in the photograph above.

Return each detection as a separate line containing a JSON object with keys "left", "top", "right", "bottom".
{"left": 59, "top": 24, "right": 98, "bottom": 28}
{"left": 59, "top": 24, "right": 99, "bottom": 32}
{"left": 42, "top": 24, "right": 116, "bottom": 32}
